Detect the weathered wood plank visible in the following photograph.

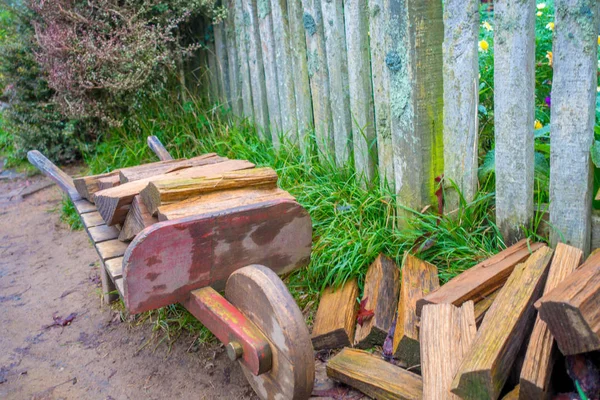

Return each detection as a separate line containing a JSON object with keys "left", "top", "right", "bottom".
{"left": 442, "top": 0, "right": 479, "bottom": 210}
{"left": 420, "top": 302, "right": 477, "bottom": 400}
{"left": 354, "top": 255, "right": 399, "bottom": 348}
{"left": 257, "top": 1, "right": 283, "bottom": 144}
{"left": 97, "top": 175, "right": 120, "bottom": 192}
{"left": 345, "top": 0, "right": 376, "bottom": 182}
{"left": 388, "top": 0, "right": 444, "bottom": 221}
{"left": 233, "top": 0, "right": 254, "bottom": 118}
{"left": 311, "top": 279, "right": 359, "bottom": 350}
{"left": 73, "top": 171, "right": 119, "bottom": 202}
{"left": 118, "top": 154, "right": 223, "bottom": 183}
{"left": 206, "top": 37, "right": 221, "bottom": 103}
{"left": 118, "top": 195, "right": 157, "bottom": 242}
{"left": 494, "top": 0, "right": 536, "bottom": 244}
{"left": 536, "top": 248, "right": 600, "bottom": 355}
{"left": 473, "top": 288, "right": 500, "bottom": 326}
{"left": 147, "top": 135, "right": 173, "bottom": 161}
{"left": 450, "top": 246, "right": 554, "bottom": 400}
{"left": 27, "top": 150, "right": 79, "bottom": 199}
{"left": 114, "top": 277, "right": 124, "bottom": 298}
{"left": 520, "top": 243, "right": 583, "bottom": 399}
{"left": 105, "top": 257, "right": 124, "bottom": 280}
{"left": 73, "top": 199, "right": 96, "bottom": 214}
{"left": 416, "top": 240, "right": 544, "bottom": 316}
{"left": 326, "top": 348, "right": 423, "bottom": 400}
{"left": 213, "top": 22, "right": 230, "bottom": 105}
{"left": 393, "top": 253, "right": 439, "bottom": 368}
{"left": 81, "top": 211, "right": 105, "bottom": 228}
{"left": 549, "top": 0, "right": 598, "bottom": 254}
{"left": 302, "top": 0, "right": 334, "bottom": 157}
{"left": 123, "top": 199, "right": 312, "bottom": 314}
{"left": 242, "top": 0, "right": 271, "bottom": 138}
{"left": 321, "top": 0, "right": 352, "bottom": 166}
{"left": 224, "top": 3, "right": 243, "bottom": 117}
{"left": 96, "top": 239, "right": 129, "bottom": 262}
{"left": 88, "top": 224, "right": 120, "bottom": 243}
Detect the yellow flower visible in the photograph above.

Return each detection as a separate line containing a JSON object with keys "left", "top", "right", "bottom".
{"left": 537, "top": 2, "right": 546, "bottom": 9}
{"left": 537, "top": 11, "right": 543, "bottom": 16}
{"left": 534, "top": 120, "right": 543, "bottom": 130}
{"left": 482, "top": 21, "right": 493, "bottom": 32}
{"left": 479, "top": 40, "right": 489, "bottom": 52}
{"left": 546, "top": 51, "right": 553, "bottom": 66}
{"left": 597, "top": 35, "right": 600, "bottom": 45}
{"left": 546, "top": 22, "right": 555, "bottom": 31}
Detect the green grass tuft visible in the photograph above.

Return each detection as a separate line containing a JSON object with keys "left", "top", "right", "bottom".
{"left": 58, "top": 195, "right": 83, "bottom": 230}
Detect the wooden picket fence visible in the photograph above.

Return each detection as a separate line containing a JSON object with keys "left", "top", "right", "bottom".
{"left": 187, "top": 0, "right": 598, "bottom": 255}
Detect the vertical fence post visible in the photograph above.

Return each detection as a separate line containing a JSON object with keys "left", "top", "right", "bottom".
{"left": 494, "top": 0, "right": 535, "bottom": 244}
{"left": 271, "top": 0, "right": 299, "bottom": 144}
{"left": 302, "top": 0, "right": 334, "bottom": 158}
{"left": 257, "top": 1, "right": 283, "bottom": 144}
{"left": 549, "top": 1, "right": 598, "bottom": 254}
{"left": 242, "top": 0, "right": 271, "bottom": 139}
{"left": 287, "top": 0, "right": 314, "bottom": 151}
{"left": 233, "top": 0, "right": 254, "bottom": 119}
{"left": 388, "top": 0, "right": 444, "bottom": 221}
{"left": 214, "top": 22, "right": 230, "bottom": 105}
{"left": 345, "top": 0, "right": 377, "bottom": 183}
{"left": 206, "top": 35, "right": 221, "bottom": 104}
{"left": 321, "top": 0, "right": 353, "bottom": 166}
{"left": 225, "top": 1, "right": 243, "bottom": 116}
{"left": 442, "top": 0, "right": 479, "bottom": 211}
{"left": 369, "top": 0, "right": 394, "bottom": 191}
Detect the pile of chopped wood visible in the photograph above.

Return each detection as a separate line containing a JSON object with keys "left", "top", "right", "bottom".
{"left": 315, "top": 241, "right": 600, "bottom": 399}
{"left": 73, "top": 154, "right": 291, "bottom": 242}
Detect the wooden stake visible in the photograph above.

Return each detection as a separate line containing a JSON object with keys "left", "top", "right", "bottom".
{"left": 326, "top": 348, "right": 423, "bottom": 400}
{"left": 224, "top": 1, "right": 243, "bottom": 117}
{"left": 214, "top": 22, "right": 230, "bottom": 105}
{"left": 354, "top": 255, "right": 400, "bottom": 348}
{"left": 311, "top": 279, "right": 359, "bottom": 350}
{"left": 450, "top": 246, "right": 553, "bottom": 400}
{"left": 119, "top": 195, "right": 157, "bottom": 242}
{"left": 393, "top": 253, "right": 439, "bottom": 368}
{"left": 420, "top": 301, "right": 477, "bottom": 400}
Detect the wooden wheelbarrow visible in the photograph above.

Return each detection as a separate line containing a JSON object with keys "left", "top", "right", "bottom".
{"left": 27, "top": 137, "right": 315, "bottom": 399}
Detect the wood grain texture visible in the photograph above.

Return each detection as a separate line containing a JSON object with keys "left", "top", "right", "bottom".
{"left": 88, "top": 224, "right": 120, "bottom": 243}
{"left": 420, "top": 301, "right": 477, "bottom": 400}
{"left": 416, "top": 239, "right": 544, "bottom": 316}
{"left": 311, "top": 279, "right": 359, "bottom": 350}
{"left": 140, "top": 167, "right": 278, "bottom": 215}
{"left": 233, "top": 0, "right": 254, "bottom": 118}
{"left": 73, "top": 199, "right": 96, "bottom": 214}
{"left": 442, "top": 0, "right": 479, "bottom": 210}
{"left": 326, "top": 348, "right": 423, "bottom": 400}
{"left": 118, "top": 195, "right": 156, "bottom": 242}
{"left": 450, "top": 246, "right": 554, "bottom": 400}
{"left": 27, "top": 150, "right": 79, "bottom": 199}
{"left": 226, "top": 265, "right": 315, "bottom": 400}
{"left": 96, "top": 240, "right": 129, "bottom": 262}
{"left": 81, "top": 211, "right": 105, "bottom": 228}
{"left": 105, "top": 257, "right": 124, "bottom": 280}
{"left": 74, "top": 171, "right": 119, "bottom": 202}
{"left": 549, "top": 0, "right": 598, "bottom": 254}
{"left": 494, "top": 0, "right": 535, "bottom": 244}
{"left": 393, "top": 253, "right": 439, "bottom": 367}
{"left": 94, "top": 160, "right": 254, "bottom": 226}
{"left": 473, "top": 288, "right": 500, "bottom": 326}
{"left": 224, "top": 1, "right": 243, "bottom": 117}
{"left": 345, "top": 0, "right": 377, "bottom": 182}
{"left": 213, "top": 22, "right": 230, "bottom": 105}
{"left": 123, "top": 199, "right": 312, "bottom": 313}
{"left": 157, "top": 188, "right": 294, "bottom": 221}
{"left": 520, "top": 243, "right": 582, "bottom": 399}
{"left": 536, "top": 247, "right": 600, "bottom": 355}
{"left": 146, "top": 135, "right": 173, "bottom": 161}
{"left": 97, "top": 175, "right": 120, "bottom": 192}
{"left": 354, "top": 255, "right": 400, "bottom": 348}
{"left": 118, "top": 154, "right": 223, "bottom": 183}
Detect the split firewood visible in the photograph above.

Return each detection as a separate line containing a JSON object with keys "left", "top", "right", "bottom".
{"left": 416, "top": 239, "right": 544, "bottom": 316}
{"left": 450, "top": 246, "right": 554, "bottom": 400}
{"left": 420, "top": 301, "right": 477, "bottom": 400}
{"left": 326, "top": 348, "right": 422, "bottom": 400}
{"left": 94, "top": 160, "right": 254, "bottom": 226}
{"left": 141, "top": 167, "right": 279, "bottom": 215}
{"left": 502, "top": 385, "right": 520, "bottom": 400}
{"left": 157, "top": 188, "right": 294, "bottom": 221}
{"left": 393, "top": 253, "right": 439, "bottom": 368}
{"left": 74, "top": 171, "right": 120, "bottom": 201}
{"left": 473, "top": 288, "right": 500, "bottom": 326}
{"left": 311, "top": 279, "right": 359, "bottom": 350}
{"left": 97, "top": 175, "right": 120, "bottom": 191}
{"left": 536, "top": 250, "right": 600, "bottom": 355}
{"left": 520, "top": 243, "right": 583, "bottom": 399}
{"left": 118, "top": 195, "right": 157, "bottom": 242}
{"left": 354, "top": 255, "right": 400, "bottom": 349}
{"left": 118, "top": 154, "right": 225, "bottom": 183}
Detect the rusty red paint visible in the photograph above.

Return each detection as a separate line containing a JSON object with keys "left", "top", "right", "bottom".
{"left": 184, "top": 287, "right": 272, "bottom": 376}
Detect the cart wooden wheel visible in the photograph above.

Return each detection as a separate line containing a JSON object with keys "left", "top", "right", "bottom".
{"left": 225, "top": 265, "right": 315, "bottom": 400}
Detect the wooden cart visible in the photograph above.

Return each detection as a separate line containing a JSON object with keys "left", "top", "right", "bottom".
{"left": 27, "top": 137, "right": 315, "bottom": 399}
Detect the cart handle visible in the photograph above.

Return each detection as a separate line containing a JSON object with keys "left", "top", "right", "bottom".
{"left": 147, "top": 135, "right": 173, "bottom": 161}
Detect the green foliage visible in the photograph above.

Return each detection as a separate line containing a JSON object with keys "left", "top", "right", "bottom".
{"left": 59, "top": 196, "right": 83, "bottom": 231}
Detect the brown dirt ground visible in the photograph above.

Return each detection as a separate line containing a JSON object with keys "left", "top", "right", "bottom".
{"left": 0, "top": 167, "right": 356, "bottom": 400}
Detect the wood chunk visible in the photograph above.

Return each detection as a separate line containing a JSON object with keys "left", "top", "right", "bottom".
{"left": 81, "top": 211, "right": 105, "bottom": 228}
{"left": 536, "top": 248, "right": 600, "bottom": 355}
{"left": 141, "top": 167, "right": 278, "bottom": 215}
{"left": 520, "top": 243, "right": 582, "bottom": 399}
{"left": 94, "top": 160, "right": 254, "bottom": 226}
{"left": 326, "top": 348, "right": 422, "bottom": 400}
{"left": 97, "top": 175, "right": 120, "bottom": 191}
{"left": 393, "top": 253, "right": 439, "bottom": 368}
{"left": 95, "top": 239, "right": 129, "bottom": 262}
{"left": 450, "top": 246, "right": 554, "bottom": 400}
{"left": 88, "top": 224, "right": 120, "bottom": 243}
{"left": 157, "top": 188, "right": 294, "bottom": 221}
{"left": 105, "top": 257, "right": 123, "bottom": 279}
{"left": 73, "top": 171, "right": 120, "bottom": 201}
{"left": 416, "top": 239, "right": 544, "bottom": 316}
{"left": 473, "top": 288, "right": 500, "bottom": 326}
{"left": 503, "top": 385, "right": 520, "bottom": 400}
{"left": 119, "top": 195, "right": 157, "bottom": 241}
{"left": 118, "top": 154, "right": 224, "bottom": 183}
{"left": 420, "top": 302, "right": 477, "bottom": 400}
{"left": 354, "top": 255, "right": 400, "bottom": 348}
{"left": 311, "top": 279, "right": 359, "bottom": 350}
